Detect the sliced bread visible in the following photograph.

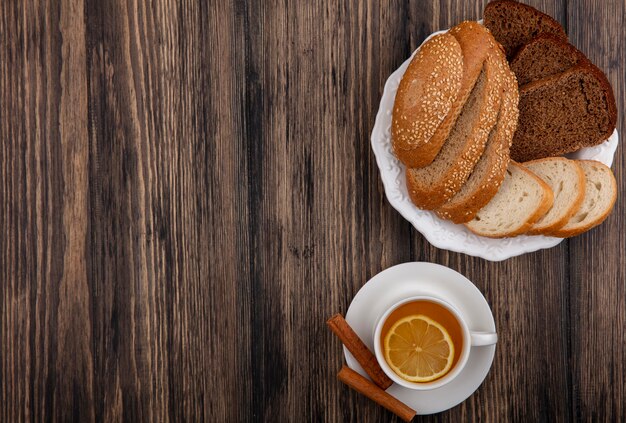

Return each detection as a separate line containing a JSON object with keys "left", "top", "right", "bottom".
{"left": 523, "top": 158, "right": 585, "bottom": 235}
{"left": 407, "top": 50, "right": 502, "bottom": 210}
{"left": 464, "top": 162, "right": 554, "bottom": 238}
{"left": 549, "top": 160, "right": 617, "bottom": 238}
{"left": 483, "top": 0, "right": 567, "bottom": 59}
{"left": 510, "top": 33, "right": 585, "bottom": 86}
{"left": 435, "top": 47, "right": 518, "bottom": 223}
{"left": 392, "top": 33, "right": 464, "bottom": 168}
{"left": 402, "top": 21, "right": 496, "bottom": 169}
{"left": 511, "top": 63, "right": 617, "bottom": 162}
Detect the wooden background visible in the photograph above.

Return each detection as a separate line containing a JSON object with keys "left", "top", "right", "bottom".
{"left": 1, "top": 0, "right": 624, "bottom": 421}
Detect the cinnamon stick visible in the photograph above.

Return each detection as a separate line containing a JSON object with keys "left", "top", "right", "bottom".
{"left": 326, "top": 313, "right": 393, "bottom": 389}
{"left": 338, "top": 366, "right": 416, "bottom": 422}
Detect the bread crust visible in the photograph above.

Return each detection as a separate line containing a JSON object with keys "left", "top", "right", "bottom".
{"left": 548, "top": 160, "right": 617, "bottom": 238}
{"left": 524, "top": 158, "right": 586, "bottom": 235}
{"left": 435, "top": 47, "right": 518, "bottom": 223}
{"left": 392, "top": 33, "right": 464, "bottom": 167}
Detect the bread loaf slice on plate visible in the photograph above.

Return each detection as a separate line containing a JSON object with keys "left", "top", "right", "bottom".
{"left": 524, "top": 158, "right": 585, "bottom": 235}
{"left": 435, "top": 47, "right": 518, "bottom": 223}
{"left": 483, "top": 0, "right": 567, "bottom": 59}
{"left": 407, "top": 50, "right": 502, "bottom": 210}
{"left": 464, "top": 162, "right": 554, "bottom": 238}
{"left": 549, "top": 160, "right": 617, "bottom": 238}
{"left": 394, "top": 22, "right": 496, "bottom": 169}
{"left": 510, "top": 33, "right": 585, "bottom": 86}
{"left": 511, "top": 63, "right": 617, "bottom": 162}
{"left": 392, "top": 33, "right": 464, "bottom": 168}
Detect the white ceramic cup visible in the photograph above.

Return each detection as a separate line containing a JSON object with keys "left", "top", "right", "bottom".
{"left": 373, "top": 295, "right": 497, "bottom": 390}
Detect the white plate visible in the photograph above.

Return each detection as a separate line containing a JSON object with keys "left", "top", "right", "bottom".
{"left": 370, "top": 27, "right": 619, "bottom": 261}
{"left": 344, "top": 262, "right": 496, "bottom": 415}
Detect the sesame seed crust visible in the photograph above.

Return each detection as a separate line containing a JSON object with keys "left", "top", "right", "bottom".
{"left": 405, "top": 22, "right": 504, "bottom": 210}
{"left": 435, "top": 46, "right": 520, "bottom": 223}
{"left": 392, "top": 33, "right": 463, "bottom": 168}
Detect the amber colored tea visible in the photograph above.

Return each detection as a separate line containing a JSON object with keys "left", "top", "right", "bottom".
{"left": 379, "top": 299, "right": 464, "bottom": 382}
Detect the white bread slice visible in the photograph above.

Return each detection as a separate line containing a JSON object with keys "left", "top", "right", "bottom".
{"left": 464, "top": 162, "right": 554, "bottom": 238}
{"left": 549, "top": 160, "right": 617, "bottom": 238}
{"left": 392, "top": 33, "right": 464, "bottom": 168}
{"left": 435, "top": 47, "right": 519, "bottom": 223}
{"left": 406, "top": 50, "right": 502, "bottom": 210}
{"left": 524, "top": 158, "right": 585, "bottom": 235}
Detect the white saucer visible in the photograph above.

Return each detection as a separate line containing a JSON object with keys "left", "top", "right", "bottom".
{"left": 344, "top": 262, "right": 496, "bottom": 415}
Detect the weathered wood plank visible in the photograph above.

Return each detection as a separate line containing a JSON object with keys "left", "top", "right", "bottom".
{"left": 567, "top": 0, "right": 625, "bottom": 419}
{"left": 1, "top": 0, "right": 95, "bottom": 420}
{"left": 85, "top": 0, "right": 253, "bottom": 421}
{"left": 242, "top": 1, "right": 413, "bottom": 420}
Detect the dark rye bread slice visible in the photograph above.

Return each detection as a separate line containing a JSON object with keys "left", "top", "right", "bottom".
{"left": 484, "top": 0, "right": 567, "bottom": 59}
{"left": 436, "top": 48, "right": 519, "bottom": 223}
{"left": 511, "top": 62, "right": 617, "bottom": 162}
{"left": 407, "top": 53, "right": 502, "bottom": 210}
{"left": 401, "top": 22, "right": 496, "bottom": 169}
{"left": 392, "top": 33, "right": 464, "bottom": 168}
{"left": 510, "top": 34, "right": 585, "bottom": 86}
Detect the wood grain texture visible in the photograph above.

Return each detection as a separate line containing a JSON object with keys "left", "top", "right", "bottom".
{"left": 0, "top": 0, "right": 624, "bottom": 421}
{"left": 568, "top": 0, "right": 626, "bottom": 420}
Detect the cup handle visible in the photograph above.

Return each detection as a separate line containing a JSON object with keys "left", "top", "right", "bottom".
{"left": 470, "top": 331, "right": 498, "bottom": 346}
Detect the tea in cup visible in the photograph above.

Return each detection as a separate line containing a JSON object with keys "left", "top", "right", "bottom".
{"left": 373, "top": 295, "right": 497, "bottom": 390}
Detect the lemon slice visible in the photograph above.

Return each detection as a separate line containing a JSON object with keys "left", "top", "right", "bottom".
{"left": 383, "top": 314, "right": 454, "bottom": 382}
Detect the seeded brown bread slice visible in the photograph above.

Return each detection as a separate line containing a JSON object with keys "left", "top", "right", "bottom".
{"left": 511, "top": 62, "right": 617, "bottom": 162}
{"left": 436, "top": 47, "right": 519, "bottom": 223}
{"left": 484, "top": 0, "right": 567, "bottom": 59}
{"left": 549, "top": 160, "right": 617, "bottom": 238}
{"left": 393, "top": 22, "right": 495, "bottom": 168}
{"left": 524, "top": 158, "right": 585, "bottom": 235}
{"left": 406, "top": 50, "right": 503, "bottom": 210}
{"left": 398, "top": 21, "right": 497, "bottom": 170}
{"left": 392, "top": 33, "right": 464, "bottom": 168}
{"left": 510, "top": 33, "right": 585, "bottom": 86}
{"left": 464, "top": 162, "right": 554, "bottom": 238}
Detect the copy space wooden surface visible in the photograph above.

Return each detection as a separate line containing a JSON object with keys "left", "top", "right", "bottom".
{"left": 1, "top": 0, "right": 624, "bottom": 421}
